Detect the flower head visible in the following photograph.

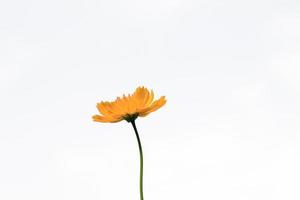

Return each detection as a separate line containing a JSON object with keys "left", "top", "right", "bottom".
{"left": 92, "top": 86, "right": 166, "bottom": 123}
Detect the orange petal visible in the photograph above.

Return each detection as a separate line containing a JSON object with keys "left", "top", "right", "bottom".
{"left": 96, "top": 102, "right": 112, "bottom": 116}
{"left": 139, "top": 96, "right": 166, "bottom": 117}
{"left": 92, "top": 115, "right": 123, "bottom": 123}
{"left": 92, "top": 115, "right": 114, "bottom": 123}
{"left": 145, "top": 89, "right": 154, "bottom": 106}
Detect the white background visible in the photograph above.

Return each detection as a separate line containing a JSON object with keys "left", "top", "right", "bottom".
{"left": 1, "top": 0, "right": 300, "bottom": 199}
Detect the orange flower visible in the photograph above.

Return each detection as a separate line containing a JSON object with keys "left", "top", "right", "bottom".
{"left": 92, "top": 86, "right": 166, "bottom": 123}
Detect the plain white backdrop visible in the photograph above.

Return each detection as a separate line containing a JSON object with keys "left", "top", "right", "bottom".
{"left": 1, "top": 0, "right": 300, "bottom": 199}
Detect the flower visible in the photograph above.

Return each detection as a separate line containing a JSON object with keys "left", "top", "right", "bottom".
{"left": 92, "top": 86, "right": 166, "bottom": 123}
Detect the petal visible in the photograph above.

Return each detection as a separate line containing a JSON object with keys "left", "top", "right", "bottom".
{"left": 132, "top": 87, "right": 154, "bottom": 109}
{"left": 113, "top": 97, "right": 126, "bottom": 114}
{"left": 139, "top": 96, "right": 166, "bottom": 117}
{"left": 95, "top": 102, "right": 123, "bottom": 121}
{"left": 145, "top": 89, "right": 154, "bottom": 106}
{"left": 122, "top": 94, "right": 130, "bottom": 113}
{"left": 92, "top": 115, "right": 114, "bottom": 123}
{"left": 96, "top": 102, "right": 112, "bottom": 116}
{"left": 105, "top": 102, "right": 122, "bottom": 115}
{"left": 132, "top": 87, "right": 145, "bottom": 107}
{"left": 92, "top": 115, "right": 123, "bottom": 123}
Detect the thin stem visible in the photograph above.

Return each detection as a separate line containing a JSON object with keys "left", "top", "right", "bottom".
{"left": 131, "top": 120, "right": 144, "bottom": 200}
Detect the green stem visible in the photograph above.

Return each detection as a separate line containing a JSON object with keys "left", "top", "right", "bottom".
{"left": 131, "top": 120, "right": 144, "bottom": 200}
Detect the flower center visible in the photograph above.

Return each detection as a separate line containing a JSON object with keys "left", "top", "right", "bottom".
{"left": 123, "top": 113, "right": 139, "bottom": 122}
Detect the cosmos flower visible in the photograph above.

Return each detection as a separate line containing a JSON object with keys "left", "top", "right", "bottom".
{"left": 92, "top": 86, "right": 166, "bottom": 200}
{"left": 92, "top": 86, "right": 166, "bottom": 123}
